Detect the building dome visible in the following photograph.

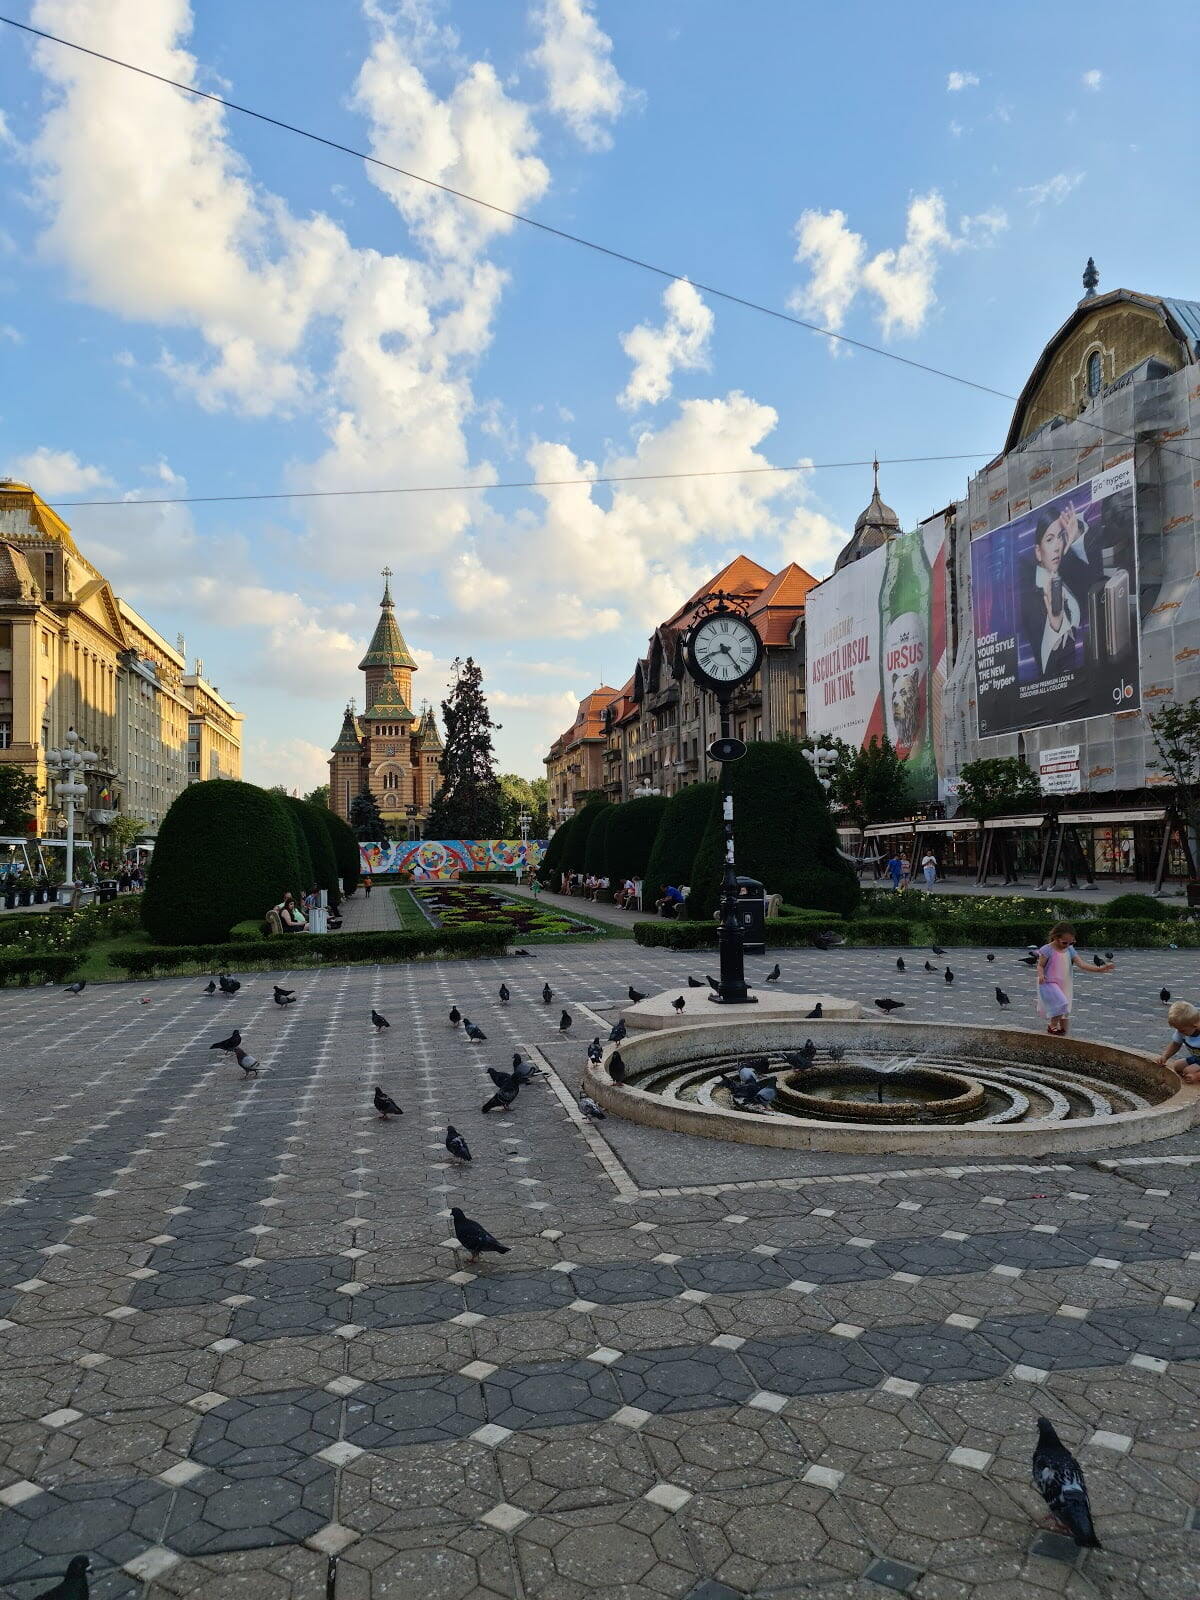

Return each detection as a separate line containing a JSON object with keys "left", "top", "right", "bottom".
{"left": 834, "top": 460, "right": 900, "bottom": 572}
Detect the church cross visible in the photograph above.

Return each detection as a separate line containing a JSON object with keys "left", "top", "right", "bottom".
{"left": 381, "top": 566, "right": 392, "bottom": 581}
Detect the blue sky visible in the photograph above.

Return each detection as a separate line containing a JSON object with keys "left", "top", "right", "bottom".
{"left": 1, "top": 0, "right": 1197, "bottom": 792}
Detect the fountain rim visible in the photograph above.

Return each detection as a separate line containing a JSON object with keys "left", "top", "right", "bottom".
{"left": 584, "top": 1014, "right": 1200, "bottom": 1156}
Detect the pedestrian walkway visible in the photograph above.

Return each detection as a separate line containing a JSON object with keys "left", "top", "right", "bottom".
{"left": 868, "top": 875, "right": 1187, "bottom": 903}
{"left": 335, "top": 886, "right": 401, "bottom": 932}
{"left": 502, "top": 882, "right": 647, "bottom": 929}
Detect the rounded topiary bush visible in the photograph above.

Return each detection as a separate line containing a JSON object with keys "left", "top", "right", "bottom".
{"left": 281, "top": 798, "right": 314, "bottom": 893}
{"left": 605, "top": 795, "right": 668, "bottom": 882}
{"left": 320, "top": 808, "right": 361, "bottom": 892}
{"left": 286, "top": 797, "right": 339, "bottom": 900}
{"left": 537, "top": 815, "right": 575, "bottom": 884}
{"left": 563, "top": 798, "right": 609, "bottom": 873}
{"left": 142, "top": 780, "right": 304, "bottom": 944}
{"left": 690, "top": 743, "right": 859, "bottom": 919}
{"left": 642, "top": 782, "right": 717, "bottom": 908}
{"left": 1104, "top": 892, "right": 1170, "bottom": 921}
{"left": 583, "top": 803, "right": 617, "bottom": 875}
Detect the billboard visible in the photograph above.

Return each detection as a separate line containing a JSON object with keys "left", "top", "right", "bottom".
{"left": 358, "top": 838, "right": 545, "bottom": 879}
{"left": 805, "top": 521, "right": 948, "bottom": 801}
{"left": 971, "top": 463, "right": 1140, "bottom": 737}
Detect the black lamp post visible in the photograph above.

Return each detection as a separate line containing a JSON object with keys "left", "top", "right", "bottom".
{"left": 682, "top": 594, "right": 764, "bottom": 1006}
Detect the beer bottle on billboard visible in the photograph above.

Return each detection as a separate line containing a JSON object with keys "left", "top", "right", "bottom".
{"left": 879, "top": 528, "right": 936, "bottom": 796}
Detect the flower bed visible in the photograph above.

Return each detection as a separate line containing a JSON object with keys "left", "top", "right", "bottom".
{"left": 412, "top": 884, "right": 601, "bottom": 939}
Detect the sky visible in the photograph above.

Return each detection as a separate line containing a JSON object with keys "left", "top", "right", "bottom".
{"left": 1, "top": 0, "right": 1197, "bottom": 793}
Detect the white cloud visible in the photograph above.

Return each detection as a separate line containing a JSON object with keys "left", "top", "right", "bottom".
{"left": 0, "top": 324, "right": 22, "bottom": 344}
{"left": 531, "top": 0, "right": 631, "bottom": 150}
{"left": 946, "top": 70, "right": 979, "bottom": 92}
{"left": 243, "top": 735, "right": 331, "bottom": 795}
{"left": 1082, "top": 68, "right": 1103, "bottom": 90}
{"left": 1021, "top": 171, "right": 1085, "bottom": 207}
{"left": 790, "top": 191, "right": 1007, "bottom": 339}
{"left": 3, "top": 446, "right": 113, "bottom": 495}
{"left": 618, "top": 279, "right": 713, "bottom": 410}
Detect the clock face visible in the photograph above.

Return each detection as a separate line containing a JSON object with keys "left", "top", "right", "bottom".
{"left": 690, "top": 615, "right": 760, "bottom": 684}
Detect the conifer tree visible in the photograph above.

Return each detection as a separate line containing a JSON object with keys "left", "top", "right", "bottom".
{"left": 349, "top": 785, "right": 386, "bottom": 842}
{"left": 424, "top": 657, "right": 504, "bottom": 838}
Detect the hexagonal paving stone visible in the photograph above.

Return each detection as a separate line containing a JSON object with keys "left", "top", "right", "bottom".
{"left": 0, "top": 1477, "right": 171, "bottom": 1588}
{"left": 857, "top": 1323, "right": 1009, "bottom": 1386}
{"left": 978, "top": 1313, "right": 1130, "bottom": 1371}
{"left": 482, "top": 1359, "right": 622, "bottom": 1431}
{"left": 343, "top": 1375, "right": 486, "bottom": 1449}
{"left": 776, "top": 1245, "right": 893, "bottom": 1285}
{"left": 189, "top": 1388, "right": 342, "bottom": 1471}
{"left": 675, "top": 1252, "right": 791, "bottom": 1296}
{"left": 1093, "top": 1306, "right": 1200, "bottom": 1361}
{"left": 356, "top": 1281, "right": 465, "bottom": 1329}
{"left": 569, "top": 1260, "right": 684, "bottom": 1305}
{"left": 738, "top": 1333, "right": 882, "bottom": 1397}
{"left": 162, "top": 1458, "right": 334, "bottom": 1555}
{"left": 611, "top": 1343, "right": 752, "bottom": 1415}
{"left": 463, "top": 1271, "right": 576, "bottom": 1318}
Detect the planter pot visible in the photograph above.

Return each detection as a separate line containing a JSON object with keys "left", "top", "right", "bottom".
{"left": 34, "top": 887, "right": 49, "bottom": 904}
{"left": 17, "top": 889, "right": 33, "bottom": 906}
{"left": 2, "top": 890, "right": 16, "bottom": 909}
{"left": 1187, "top": 879, "right": 1200, "bottom": 909}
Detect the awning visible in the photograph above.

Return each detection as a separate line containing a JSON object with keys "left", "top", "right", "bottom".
{"left": 863, "top": 822, "right": 917, "bottom": 838}
{"left": 1056, "top": 808, "right": 1169, "bottom": 825}
{"left": 983, "top": 814, "right": 1047, "bottom": 830}
{"left": 917, "top": 818, "right": 979, "bottom": 834}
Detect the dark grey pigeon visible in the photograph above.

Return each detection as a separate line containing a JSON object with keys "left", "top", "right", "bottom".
{"left": 896, "top": 957, "right": 905, "bottom": 971}
{"left": 203, "top": 980, "right": 217, "bottom": 994}
{"left": 446, "top": 1125, "right": 471, "bottom": 1162}
{"left": 233, "top": 1047, "right": 259, "bottom": 1077}
{"left": 449, "top": 1006, "right": 461, "bottom": 1027}
{"left": 1032, "top": 1417, "right": 1101, "bottom": 1547}
{"left": 579, "top": 1093, "right": 606, "bottom": 1121}
{"left": 63, "top": 980, "right": 86, "bottom": 996}
{"left": 498, "top": 984, "right": 510, "bottom": 1003}
{"left": 874, "top": 998, "right": 904, "bottom": 1013}
{"left": 628, "top": 985, "right": 646, "bottom": 1002}
{"left": 608, "top": 1050, "right": 626, "bottom": 1083}
{"left": 995, "top": 987, "right": 1010, "bottom": 1006}
{"left": 33, "top": 1555, "right": 91, "bottom": 1600}
{"left": 464, "top": 1020, "right": 487, "bottom": 1042}
{"left": 765, "top": 963, "right": 780, "bottom": 982}
{"left": 587, "top": 1037, "right": 603, "bottom": 1063}
{"left": 482, "top": 1084, "right": 518, "bottom": 1113}
{"left": 542, "top": 982, "right": 553, "bottom": 1003}
{"left": 273, "top": 986, "right": 296, "bottom": 1006}
{"left": 804, "top": 1002, "right": 823, "bottom": 1020}
{"left": 687, "top": 975, "right": 704, "bottom": 987}
{"left": 451, "top": 1206, "right": 509, "bottom": 1261}
{"left": 371, "top": 1010, "right": 389, "bottom": 1031}
{"left": 374, "top": 1086, "right": 402, "bottom": 1119}
{"left": 210, "top": 1029, "right": 241, "bottom": 1052}
{"left": 608, "top": 1017, "right": 627, "bottom": 1043}
{"left": 559, "top": 1009, "right": 572, "bottom": 1031}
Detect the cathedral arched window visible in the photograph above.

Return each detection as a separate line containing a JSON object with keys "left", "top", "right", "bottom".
{"left": 383, "top": 769, "right": 400, "bottom": 790}
{"left": 1086, "top": 350, "right": 1103, "bottom": 398}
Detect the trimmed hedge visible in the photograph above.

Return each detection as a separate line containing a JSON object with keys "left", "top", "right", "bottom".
{"left": 1104, "top": 893, "right": 1172, "bottom": 921}
{"left": 537, "top": 814, "right": 576, "bottom": 885}
{"left": 583, "top": 803, "right": 617, "bottom": 876}
{"left": 141, "top": 780, "right": 305, "bottom": 945}
{"left": 633, "top": 915, "right": 848, "bottom": 951}
{"left": 321, "top": 808, "right": 361, "bottom": 892}
{"left": 691, "top": 744, "right": 859, "bottom": 919}
{"left": 642, "top": 782, "right": 717, "bottom": 909}
{"left": 605, "top": 795, "right": 669, "bottom": 882}
{"left": 110, "top": 924, "right": 510, "bottom": 976}
{"left": 843, "top": 918, "right": 915, "bottom": 945}
{"left": 283, "top": 798, "right": 315, "bottom": 893}
{"left": 286, "top": 797, "right": 339, "bottom": 900}
{"left": 229, "top": 919, "right": 267, "bottom": 942}
{"left": 564, "top": 798, "right": 609, "bottom": 873}
{"left": 0, "top": 952, "right": 77, "bottom": 985}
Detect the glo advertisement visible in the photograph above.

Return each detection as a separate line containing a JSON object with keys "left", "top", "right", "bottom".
{"left": 805, "top": 520, "right": 948, "bottom": 801}
{"left": 971, "top": 463, "right": 1140, "bottom": 737}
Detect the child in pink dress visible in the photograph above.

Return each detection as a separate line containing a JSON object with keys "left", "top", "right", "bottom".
{"left": 1036, "top": 922, "right": 1113, "bottom": 1036}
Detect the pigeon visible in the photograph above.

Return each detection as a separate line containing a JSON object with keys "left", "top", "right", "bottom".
{"left": 813, "top": 932, "right": 843, "bottom": 951}
{"left": 515, "top": 948, "right": 533, "bottom": 957}
{"left": 944, "top": 967, "right": 954, "bottom": 984}
{"left": 1093, "top": 954, "right": 1106, "bottom": 968}
{"left": 924, "top": 960, "right": 936, "bottom": 972}
{"left": 233, "top": 1047, "right": 259, "bottom": 1077}
{"left": 446, "top": 1125, "right": 471, "bottom": 1162}
{"left": 608, "top": 1018, "right": 627, "bottom": 1043}
{"left": 371, "top": 1010, "right": 390, "bottom": 1032}
{"left": 451, "top": 1206, "right": 509, "bottom": 1261}
{"left": 487, "top": 1067, "right": 521, "bottom": 1092}
{"left": 273, "top": 986, "right": 296, "bottom": 1006}
{"left": 63, "top": 980, "right": 86, "bottom": 996}
{"left": 874, "top": 998, "right": 905, "bottom": 1013}
{"left": 1160, "top": 988, "right": 1171, "bottom": 1004}
{"left": 203, "top": 980, "right": 217, "bottom": 995}
{"left": 587, "top": 1037, "right": 603, "bottom": 1064}
{"left": 705, "top": 974, "right": 721, "bottom": 992}
{"left": 465, "top": 1021, "right": 487, "bottom": 1042}
{"left": 210, "top": 1029, "right": 242, "bottom": 1053}
{"left": 805, "top": 1002, "right": 823, "bottom": 1020}
{"left": 608, "top": 1050, "right": 626, "bottom": 1083}
{"left": 687, "top": 975, "right": 704, "bottom": 987}
{"left": 481, "top": 1084, "right": 519, "bottom": 1113}
{"left": 671, "top": 995, "right": 686, "bottom": 1012}
{"left": 896, "top": 957, "right": 905, "bottom": 972}
{"left": 1105, "top": 952, "right": 1114, "bottom": 962}
{"left": 986, "top": 953, "right": 995, "bottom": 963}
{"left": 373, "top": 1086, "right": 402, "bottom": 1119}
{"left": 995, "top": 987, "right": 1010, "bottom": 1007}
{"left": 498, "top": 984, "right": 510, "bottom": 1004}
{"left": 448, "top": 1006, "right": 461, "bottom": 1027}
{"left": 1032, "top": 1417, "right": 1101, "bottom": 1548}
{"left": 559, "top": 1009, "right": 573, "bottom": 1032}
{"left": 1019, "top": 954, "right": 1039, "bottom": 966}
{"left": 542, "top": 983, "right": 553, "bottom": 1004}
{"left": 218, "top": 973, "right": 240, "bottom": 995}
{"left": 32, "top": 1555, "right": 91, "bottom": 1600}
{"left": 931, "top": 946, "right": 946, "bottom": 956}
{"left": 579, "top": 1093, "right": 606, "bottom": 1120}
{"left": 765, "top": 963, "right": 781, "bottom": 982}
{"left": 628, "top": 985, "right": 646, "bottom": 1003}
{"left": 782, "top": 1045, "right": 816, "bottom": 1070}
{"left": 827, "top": 1044, "right": 846, "bottom": 1064}
{"left": 511, "top": 1052, "right": 524, "bottom": 1070}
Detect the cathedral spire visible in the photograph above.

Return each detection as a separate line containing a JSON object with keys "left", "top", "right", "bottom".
{"left": 358, "top": 569, "right": 417, "bottom": 671}
{"left": 331, "top": 702, "right": 361, "bottom": 752}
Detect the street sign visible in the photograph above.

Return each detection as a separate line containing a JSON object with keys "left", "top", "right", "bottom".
{"left": 707, "top": 736, "right": 747, "bottom": 763}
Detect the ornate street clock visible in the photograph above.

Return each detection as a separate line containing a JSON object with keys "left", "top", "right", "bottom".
{"left": 684, "top": 611, "right": 763, "bottom": 691}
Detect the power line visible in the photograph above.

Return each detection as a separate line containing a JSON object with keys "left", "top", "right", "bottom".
{"left": 5, "top": 14, "right": 1198, "bottom": 476}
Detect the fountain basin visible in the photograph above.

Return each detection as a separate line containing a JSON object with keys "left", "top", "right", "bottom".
{"left": 776, "top": 1065, "right": 986, "bottom": 1125}
{"left": 585, "top": 1016, "right": 1199, "bottom": 1157}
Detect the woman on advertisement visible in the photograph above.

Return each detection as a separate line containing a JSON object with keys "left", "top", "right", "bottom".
{"left": 1020, "top": 512, "right": 1081, "bottom": 680}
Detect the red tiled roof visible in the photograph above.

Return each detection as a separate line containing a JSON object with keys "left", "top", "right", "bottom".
{"left": 747, "top": 561, "right": 817, "bottom": 644}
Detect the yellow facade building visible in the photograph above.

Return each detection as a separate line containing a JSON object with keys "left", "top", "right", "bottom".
{"left": 0, "top": 478, "right": 242, "bottom": 848}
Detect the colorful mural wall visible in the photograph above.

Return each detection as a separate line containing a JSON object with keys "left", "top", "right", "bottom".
{"left": 358, "top": 839, "right": 547, "bottom": 880}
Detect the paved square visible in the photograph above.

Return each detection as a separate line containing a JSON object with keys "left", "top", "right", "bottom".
{"left": 0, "top": 940, "right": 1198, "bottom": 1596}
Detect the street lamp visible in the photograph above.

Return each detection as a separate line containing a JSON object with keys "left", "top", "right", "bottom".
{"left": 518, "top": 811, "right": 532, "bottom": 844}
{"left": 803, "top": 745, "right": 838, "bottom": 791}
{"left": 45, "top": 727, "right": 99, "bottom": 892}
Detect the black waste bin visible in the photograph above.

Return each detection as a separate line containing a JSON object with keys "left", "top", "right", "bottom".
{"left": 98, "top": 880, "right": 118, "bottom": 904}
{"left": 728, "top": 875, "right": 766, "bottom": 955}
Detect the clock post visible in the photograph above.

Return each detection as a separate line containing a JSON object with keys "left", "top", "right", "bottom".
{"left": 682, "top": 594, "right": 764, "bottom": 1007}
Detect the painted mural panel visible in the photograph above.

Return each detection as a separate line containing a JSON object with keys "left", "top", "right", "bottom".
{"left": 358, "top": 839, "right": 546, "bottom": 879}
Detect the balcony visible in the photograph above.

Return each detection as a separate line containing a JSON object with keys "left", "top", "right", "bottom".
{"left": 730, "top": 685, "right": 762, "bottom": 712}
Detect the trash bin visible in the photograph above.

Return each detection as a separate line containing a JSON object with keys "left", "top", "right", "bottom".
{"left": 97, "top": 880, "right": 118, "bottom": 904}
{"left": 729, "top": 875, "right": 766, "bottom": 955}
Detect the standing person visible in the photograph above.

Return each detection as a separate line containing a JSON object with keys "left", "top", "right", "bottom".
{"left": 921, "top": 850, "right": 938, "bottom": 890}
{"left": 1035, "top": 921, "right": 1112, "bottom": 1036}
{"left": 362, "top": 873, "right": 373, "bottom": 899}
{"left": 886, "top": 852, "right": 904, "bottom": 891}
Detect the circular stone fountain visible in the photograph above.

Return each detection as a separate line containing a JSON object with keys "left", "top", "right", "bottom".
{"left": 586, "top": 1011, "right": 1199, "bottom": 1156}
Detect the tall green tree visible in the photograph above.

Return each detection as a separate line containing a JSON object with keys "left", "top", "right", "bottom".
{"left": 955, "top": 757, "right": 1040, "bottom": 823}
{"left": 604, "top": 795, "right": 668, "bottom": 881}
{"left": 497, "top": 773, "right": 549, "bottom": 836}
{"left": 642, "top": 783, "right": 717, "bottom": 907}
{"left": 801, "top": 735, "right": 911, "bottom": 837}
{"left": 1148, "top": 699, "right": 1200, "bottom": 841}
{"left": 0, "top": 767, "right": 40, "bottom": 835}
{"left": 425, "top": 657, "right": 503, "bottom": 838}
{"left": 583, "top": 803, "right": 617, "bottom": 874}
{"left": 304, "top": 784, "right": 330, "bottom": 808}
{"left": 349, "top": 786, "right": 386, "bottom": 842}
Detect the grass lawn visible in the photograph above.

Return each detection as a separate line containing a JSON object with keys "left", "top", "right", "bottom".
{"left": 390, "top": 887, "right": 435, "bottom": 930}
{"left": 68, "top": 930, "right": 154, "bottom": 983}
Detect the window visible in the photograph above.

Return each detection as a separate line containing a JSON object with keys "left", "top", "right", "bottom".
{"left": 0, "top": 722, "right": 9, "bottom": 749}
{"left": 0, "top": 622, "right": 10, "bottom": 648}
{"left": 41, "top": 632, "right": 50, "bottom": 655}
{"left": 1086, "top": 350, "right": 1103, "bottom": 398}
{"left": 43, "top": 553, "right": 55, "bottom": 603}
{"left": 0, "top": 671, "right": 8, "bottom": 700}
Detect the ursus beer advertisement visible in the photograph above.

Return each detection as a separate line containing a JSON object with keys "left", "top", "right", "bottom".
{"left": 805, "top": 520, "right": 948, "bottom": 801}
{"left": 970, "top": 463, "right": 1140, "bottom": 737}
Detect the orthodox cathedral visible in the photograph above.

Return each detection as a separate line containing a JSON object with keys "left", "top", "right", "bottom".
{"left": 328, "top": 570, "right": 443, "bottom": 838}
